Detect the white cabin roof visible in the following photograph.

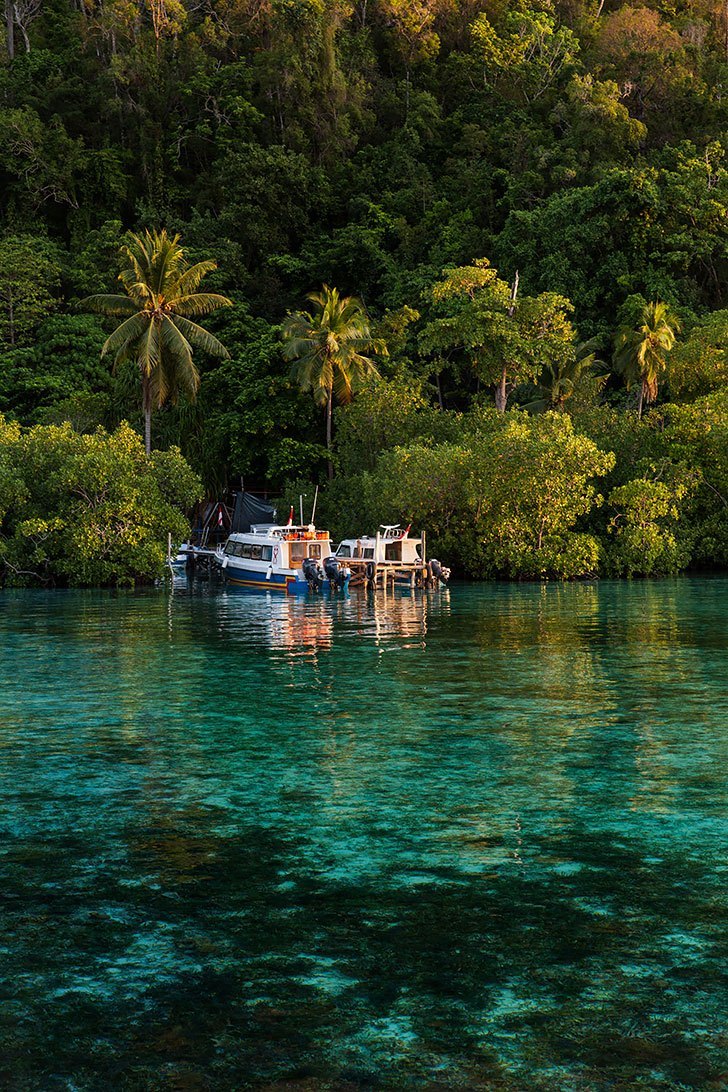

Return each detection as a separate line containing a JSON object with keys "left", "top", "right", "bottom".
{"left": 228, "top": 525, "right": 332, "bottom": 541}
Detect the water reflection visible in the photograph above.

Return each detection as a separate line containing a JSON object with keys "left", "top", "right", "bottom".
{"left": 172, "top": 575, "right": 449, "bottom": 656}
{"left": 0, "top": 580, "right": 725, "bottom": 1088}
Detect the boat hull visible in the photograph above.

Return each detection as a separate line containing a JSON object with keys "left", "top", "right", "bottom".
{"left": 224, "top": 563, "right": 306, "bottom": 594}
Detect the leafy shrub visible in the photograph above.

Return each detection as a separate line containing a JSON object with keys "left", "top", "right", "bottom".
{"left": 607, "top": 475, "right": 693, "bottom": 576}
{"left": 0, "top": 418, "right": 201, "bottom": 586}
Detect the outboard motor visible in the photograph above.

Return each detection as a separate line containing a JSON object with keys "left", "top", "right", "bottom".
{"left": 324, "top": 556, "right": 352, "bottom": 593}
{"left": 324, "top": 555, "right": 340, "bottom": 588}
{"left": 302, "top": 556, "right": 325, "bottom": 592}
{"left": 429, "top": 558, "right": 451, "bottom": 585}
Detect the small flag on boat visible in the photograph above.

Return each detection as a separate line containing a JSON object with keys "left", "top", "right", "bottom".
{"left": 287, "top": 506, "right": 294, "bottom": 526}
{"left": 217, "top": 505, "right": 224, "bottom": 527}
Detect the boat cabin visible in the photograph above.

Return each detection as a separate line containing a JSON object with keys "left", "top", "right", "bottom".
{"left": 335, "top": 525, "right": 423, "bottom": 566}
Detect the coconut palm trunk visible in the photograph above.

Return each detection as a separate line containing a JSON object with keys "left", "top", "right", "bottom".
{"left": 326, "top": 381, "right": 334, "bottom": 480}
{"left": 142, "top": 372, "right": 153, "bottom": 456}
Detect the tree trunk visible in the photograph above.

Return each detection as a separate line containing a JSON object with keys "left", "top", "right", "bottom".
{"left": 495, "top": 365, "right": 508, "bottom": 412}
{"left": 5, "top": 0, "right": 13, "bottom": 60}
{"left": 326, "top": 384, "right": 333, "bottom": 480}
{"left": 16, "top": 8, "right": 29, "bottom": 52}
{"left": 142, "top": 374, "right": 152, "bottom": 455}
{"left": 494, "top": 271, "right": 519, "bottom": 413}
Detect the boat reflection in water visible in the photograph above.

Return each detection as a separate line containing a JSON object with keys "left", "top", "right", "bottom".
{"left": 176, "top": 577, "right": 451, "bottom": 659}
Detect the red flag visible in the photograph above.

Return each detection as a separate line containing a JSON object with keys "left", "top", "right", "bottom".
{"left": 217, "top": 505, "right": 224, "bottom": 527}
{"left": 287, "top": 506, "right": 294, "bottom": 526}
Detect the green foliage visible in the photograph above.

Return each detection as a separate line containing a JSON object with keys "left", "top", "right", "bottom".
{"left": 283, "top": 284, "right": 385, "bottom": 408}
{"left": 333, "top": 378, "right": 456, "bottom": 475}
{"left": 332, "top": 412, "right": 614, "bottom": 579}
{"left": 525, "top": 338, "right": 609, "bottom": 413}
{"left": 467, "top": 415, "right": 613, "bottom": 578}
{"left": 607, "top": 473, "right": 694, "bottom": 577}
{"left": 0, "top": 108, "right": 85, "bottom": 210}
{"left": 0, "top": 315, "right": 108, "bottom": 423}
{"left": 660, "top": 392, "right": 728, "bottom": 566}
{"left": 0, "top": 235, "right": 62, "bottom": 347}
{"left": 470, "top": 5, "right": 580, "bottom": 104}
{"left": 421, "top": 259, "right": 576, "bottom": 411}
{"left": 1, "top": 0, "right": 728, "bottom": 582}
{"left": 0, "top": 417, "right": 201, "bottom": 586}
{"left": 667, "top": 312, "right": 728, "bottom": 402}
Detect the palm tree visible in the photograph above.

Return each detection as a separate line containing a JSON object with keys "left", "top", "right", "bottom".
{"left": 613, "top": 301, "right": 680, "bottom": 419}
{"left": 525, "top": 339, "right": 609, "bottom": 413}
{"left": 81, "top": 229, "right": 231, "bottom": 454}
{"left": 282, "top": 285, "right": 386, "bottom": 479}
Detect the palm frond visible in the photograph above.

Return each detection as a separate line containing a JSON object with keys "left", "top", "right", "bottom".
{"left": 169, "top": 292, "right": 232, "bottom": 317}
{"left": 157, "top": 316, "right": 200, "bottom": 403}
{"left": 171, "top": 314, "right": 230, "bottom": 358}
{"left": 137, "top": 320, "right": 162, "bottom": 380}
{"left": 173, "top": 260, "right": 219, "bottom": 297}
{"left": 101, "top": 312, "right": 151, "bottom": 358}
{"left": 80, "top": 294, "right": 140, "bottom": 317}
{"left": 83, "top": 230, "right": 227, "bottom": 446}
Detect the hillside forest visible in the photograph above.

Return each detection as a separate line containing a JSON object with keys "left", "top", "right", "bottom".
{"left": 1, "top": 0, "right": 728, "bottom": 583}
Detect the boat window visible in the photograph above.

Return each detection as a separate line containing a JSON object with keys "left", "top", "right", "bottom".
{"left": 250, "top": 545, "right": 262, "bottom": 560}
{"left": 241, "top": 544, "right": 252, "bottom": 559}
{"left": 337, "top": 545, "right": 351, "bottom": 558}
{"left": 385, "top": 542, "right": 402, "bottom": 562}
{"left": 363, "top": 548, "right": 374, "bottom": 559}
{"left": 225, "top": 541, "right": 235, "bottom": 555}
{"left": 289, "top": 541, "right": 322, "bottom": 562}
{"left": 261, "top": 546, "right": 272, "bottom": 561}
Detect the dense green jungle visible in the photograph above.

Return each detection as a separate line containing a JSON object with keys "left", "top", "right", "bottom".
{"left": 2, "top": 0, "right": 728, "bottom": 584}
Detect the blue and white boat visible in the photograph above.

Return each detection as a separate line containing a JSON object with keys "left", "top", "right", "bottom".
{"left": 220, "top": 524, "right": 335, "bottom": 593}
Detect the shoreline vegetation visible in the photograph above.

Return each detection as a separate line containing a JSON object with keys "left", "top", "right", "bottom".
{"left": 1, "top": 3, "right": 728, "bottom": 586}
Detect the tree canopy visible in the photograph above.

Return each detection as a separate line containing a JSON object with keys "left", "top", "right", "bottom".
{"left": 1, "top": 0, "right": 728, "bottom": 583}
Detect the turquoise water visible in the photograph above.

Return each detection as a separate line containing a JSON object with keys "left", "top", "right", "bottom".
{"left": 0, "top": 579, "right": 726, "bottom": 1089}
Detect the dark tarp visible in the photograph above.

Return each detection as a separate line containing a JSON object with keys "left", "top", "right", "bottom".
{"left": 231, "top": 492, "right": 277, "bottom": 533}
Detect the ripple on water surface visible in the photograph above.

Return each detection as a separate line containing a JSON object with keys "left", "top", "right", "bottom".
{"left": 0, "top": 579, "right": 726, "bottom": 1089}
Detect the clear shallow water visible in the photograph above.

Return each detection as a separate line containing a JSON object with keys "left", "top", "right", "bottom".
{"left": 0, "top": 579, "right": 726, "bottom": 1090}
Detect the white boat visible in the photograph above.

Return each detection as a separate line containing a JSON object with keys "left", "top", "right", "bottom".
{"left": 169, "top": 542, "right": 190, "bottom": 570}
{"left": 334, "top": 525, "right": 450, "bottom": 585}
{"left": 335, "top": 525, "right": 422, "bottom": 566}
{"left": 220, "top": 524, "right": 335, "bottom": 593}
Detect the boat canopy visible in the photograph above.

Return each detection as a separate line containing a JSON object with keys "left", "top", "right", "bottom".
{"left": 231, "top": 492, "right": 277, "bottom": 534}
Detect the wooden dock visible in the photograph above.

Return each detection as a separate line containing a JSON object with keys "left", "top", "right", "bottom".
{"left": 346, "top": 559, "right": 432, "bottom": 591}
